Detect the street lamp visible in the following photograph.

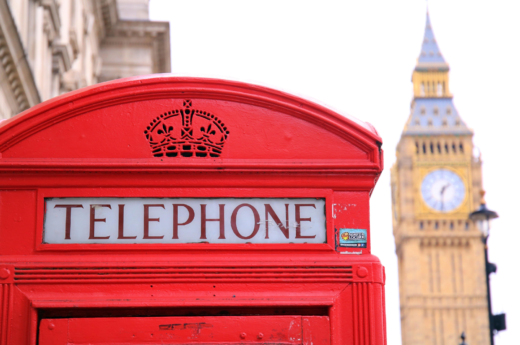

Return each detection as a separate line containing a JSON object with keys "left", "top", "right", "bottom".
{"left": 459, "top": 332, "right": 467, "bottom": 345}
{"left": 468, "top": 191, "right": 506, "bottom": 345}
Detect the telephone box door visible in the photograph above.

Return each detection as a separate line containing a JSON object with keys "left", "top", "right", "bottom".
{"left": 39, "top": 316, "right": 330, "bottom": 344}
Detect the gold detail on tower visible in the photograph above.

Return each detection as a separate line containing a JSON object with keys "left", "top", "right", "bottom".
{"left": 412, "top": 70, "right": 451, "bottom": 98}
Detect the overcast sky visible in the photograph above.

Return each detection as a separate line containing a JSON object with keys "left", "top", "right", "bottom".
{"left": 150, "top": 1, "right": 520, "bottom": 343}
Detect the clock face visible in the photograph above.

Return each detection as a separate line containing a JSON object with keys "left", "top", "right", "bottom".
{"left": 421, "top": 169, "right": 465, "bottom": 212}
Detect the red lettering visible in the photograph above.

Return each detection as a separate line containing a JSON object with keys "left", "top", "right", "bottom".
{"left": 89, "top": 204, "right": 111, "bottom": 240}
{"left": 264, "top": 204, "right": 289, "bottom": 239}
{"left": 54, "top": 204, "right": 83, "bottom": 240}
{"left": 173, "top": 204, "right": 195, "bottom": 239}
{"left": 144, "top": 204, "right": 165, "bottom": 239}
{"left": 200, "top": 204, "right": 225, "bottom": 239}
{"left": 231, "top": 203, "right": 260, "bottom": 239}
{"left": 118, "top": 204, "right": 136, "bottom": 239}
{"left": 295, "top": 204, "right": 316, "bottom": 239}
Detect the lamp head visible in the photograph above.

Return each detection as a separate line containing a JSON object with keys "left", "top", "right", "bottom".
{"left": 459, "top": 332, "right": 467, "bottom": 345}
{"left": 468, "top": 191, "right": 498, "bottom": 237}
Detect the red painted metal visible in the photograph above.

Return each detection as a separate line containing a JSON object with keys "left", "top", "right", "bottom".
{"left": 39, "top": 316, "right": 330, "bottom": 344}
{"left": 0, "top": 76, "right": 385, "bottom": 344}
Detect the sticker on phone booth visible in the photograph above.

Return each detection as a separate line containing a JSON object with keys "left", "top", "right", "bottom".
{"left": 339, "top": 229, "right": 367, "bottom": 248}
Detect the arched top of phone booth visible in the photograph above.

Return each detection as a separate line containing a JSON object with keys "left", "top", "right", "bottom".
{"left": 0, "top": 76, "right": 382, "bottom": 177}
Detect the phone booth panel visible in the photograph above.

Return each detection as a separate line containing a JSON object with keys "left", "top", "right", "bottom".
{"left": 39, "top": 316, "right": 330, "bottom": 344}
{"left": 0, "top": 76, "right": 385, "bottom": 345}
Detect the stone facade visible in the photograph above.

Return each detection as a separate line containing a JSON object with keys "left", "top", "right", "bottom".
{"left": 0, "top": 0, "right": 170, "bottom": 119}
{"left": 391, "top": 12, "right": 490, "bottom": 345}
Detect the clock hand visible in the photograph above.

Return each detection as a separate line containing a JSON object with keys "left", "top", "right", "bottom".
{"left": 439, "top": 184, "right": 450, "bottom": 211}
{"left": 440, "top": 184, "right": 450, "bottom": 196}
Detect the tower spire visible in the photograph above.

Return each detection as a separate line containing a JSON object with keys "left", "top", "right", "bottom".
{"left": 416, "top": 11, "right": 448, "bottom": 69}
{"left": 403, "top": 10, "right": 471, "bottom": 136}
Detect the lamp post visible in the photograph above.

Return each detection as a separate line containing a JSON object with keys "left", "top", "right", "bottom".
{"left": 468, "top": 191, "right": 506, "bottom": 345}
{"left": 459, "top": 332, "right": 467, "bottom": 345}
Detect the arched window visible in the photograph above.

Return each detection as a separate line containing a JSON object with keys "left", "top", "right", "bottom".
{"left": 415, "top": 142, "right": 419, "bottom": 154}
{"left": 452, "top": 143, "right": 457, "bottom": 153}
{"left": 423, "top": 143, "right": 427, "bottom": 154}
{"left": 437, "top": 143, "right": 441, "bottom": 153}
{"left": 459, "top": 143, "right": 464, "bottom": 153}
{"left": 430, "top": 143, "right": 434, "bottom": 154}
{"left": 445, "top": 143, "right": 449, "bottom": 153}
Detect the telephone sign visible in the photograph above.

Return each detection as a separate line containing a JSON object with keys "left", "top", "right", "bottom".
{"left": 44, "top": 198, "right": 326, "bottom": 244}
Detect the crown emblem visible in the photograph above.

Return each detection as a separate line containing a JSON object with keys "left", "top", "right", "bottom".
{"left": 144, "top": 100, "right": 229, "bottom": 158}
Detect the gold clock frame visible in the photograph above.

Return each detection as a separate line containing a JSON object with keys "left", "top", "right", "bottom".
{"left": 414, "top": 163, "right": 471, "bottom": 219}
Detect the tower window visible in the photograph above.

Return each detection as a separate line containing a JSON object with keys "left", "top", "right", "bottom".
{"left": 427, "top": 119, "right": 433, "bottom": 126}
{"left": 437, "top": 143, "right": 441, "bottom": 153}
{"left": 423, "top": 143, "right": 427, "bottom": 154}
{"left": 420, "top": 83, "right": 425, "bottom": 96}
{"left": 434, "top": 221, "right": 439, "bottom": 230}
{"left": 420, "top": 107, "right": 426, "bottom": 115}
{"left": 450, "top": 222, "right": 454, "bottom": 230}
{"left": 459, "top": 143, "right": 464, "bottom": 153}
{"left": 465, "top": 222, "right": 469, "bottom": 230}
{"left": 433, "top": 107, "right": 439, "bottom": 115}
{"left": 420, "top": 221, "right": 424, "bottom": 230}
{"left": 442, "top": 119, "right": 447, "bottom": 126}
{"left": 437, "top": 83, "right": 443, "bottom": 96}
{"left": 455, "top": 120, "right": 461, "bottom": 126}
{"left": 446, "top": 107, "right": 452, "bottom": 115}
{"left": 415, "top": 119, "right": 420, "bottom": 125}
{"left": 430, "top": 143, "right": 434, "bottom": 154}
{"left": 452, "top": 143, "right": 457, "bottom": 153}
{"left": 415, "top": 142, "right": 419, "bottom": 154}
{"left": 445, "top": 143, "right": 449, "bottom": 153}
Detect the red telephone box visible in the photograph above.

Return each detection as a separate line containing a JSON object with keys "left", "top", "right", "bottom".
{"left": 0, "top": 76, "right": 385, "bottom": 344}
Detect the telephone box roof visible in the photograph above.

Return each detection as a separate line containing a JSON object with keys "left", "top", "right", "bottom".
{"left": 0, "top": 76, "right": 383, "bottom": 178}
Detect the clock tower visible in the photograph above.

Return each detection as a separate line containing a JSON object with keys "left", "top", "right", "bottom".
{"left": 391, "top": 12, "right": 491, "bottom": 345}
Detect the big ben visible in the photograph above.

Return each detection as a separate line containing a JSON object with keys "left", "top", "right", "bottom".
{"left": 391, "top": 12, "right": 490, "bottom": 345}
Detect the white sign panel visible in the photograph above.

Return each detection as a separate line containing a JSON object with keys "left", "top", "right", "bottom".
{"left": 44, "top": 198, "right": 326, "bottom": 244}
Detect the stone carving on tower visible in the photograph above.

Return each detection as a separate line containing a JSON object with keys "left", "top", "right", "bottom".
{"left": 391, "top": 12, "right": 490, "bottom": 345}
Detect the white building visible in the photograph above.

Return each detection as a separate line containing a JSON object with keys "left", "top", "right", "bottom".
{"left": 0, "top": 0, "right": 170, "bottom": 118}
